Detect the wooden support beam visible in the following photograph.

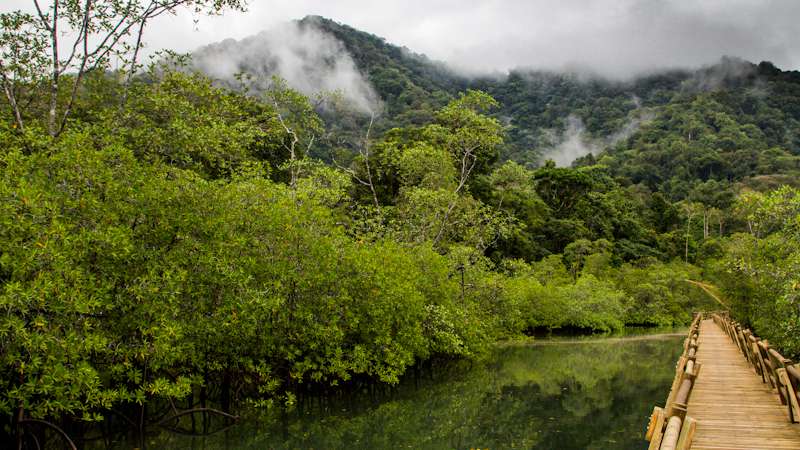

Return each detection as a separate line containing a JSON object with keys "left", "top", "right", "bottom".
{"left": 778, "top": 368, "right": 800, "bottom": 422}
{"left": 646, "top": 406, "right": 664, "bottom": 441}
{"left": 751, "top": 340, "right": 767, "bottom": 382}
{"left": 786, "top": 366, "right": 800, "bottom": 424}
{"left": 648, "top": 407, "right": 667, "bottom": 450}
{"left": 659, "top": 416, "right": 683, "bottom": 450}
{"left": 675, "top": 416, "right": 696, "bottom": 450}
{"left": 665, "top": 357, "right": 688, "bottom": 411}
{"left": 759, "top": 341, "right": 777, "bottom": 389}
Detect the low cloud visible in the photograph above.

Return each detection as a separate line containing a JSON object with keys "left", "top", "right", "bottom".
{"left": 9, "top": 0, "right": 794, "bottom": 81}
{"left": 190, "top": 19, "right": 381, "bottom": 114}
{"left": 543, "top": 105, "right": 655, "bottom": 166}
{"left": 425, "top": 0, "right": 800, "bottom": 79}
{"left": 543, "top": 115, "right": 600, "bottom": 167}
{"left": 680, "top": 56, "right": 753, "bottom": 91}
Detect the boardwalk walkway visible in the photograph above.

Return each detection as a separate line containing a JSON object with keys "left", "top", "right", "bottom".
{"left": 687, "top": 318, "right": 800, "bottom": 449}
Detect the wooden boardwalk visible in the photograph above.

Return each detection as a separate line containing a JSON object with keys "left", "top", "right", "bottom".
{"left": 687, "top": 318, "right": 800, "bottom": 450}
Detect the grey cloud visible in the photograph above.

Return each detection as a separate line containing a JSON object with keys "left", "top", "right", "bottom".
{"left": 7, "top": 0, "right": 797, "bottom": 79}
{"left": 436, "top": 0, "right": 800, "bottom": 79}
{"left": 544, "top": 106, "right": 655, "bottom": 166}
{"left": 190, "top": 19, "right": 381, "bottom": 113}
{"left": 543, "top": 115, "right": 600, "bottom": 167}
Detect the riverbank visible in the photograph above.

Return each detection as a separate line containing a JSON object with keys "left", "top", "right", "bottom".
{"left": 90, "top": 329, "right": 683, "bottom": 450}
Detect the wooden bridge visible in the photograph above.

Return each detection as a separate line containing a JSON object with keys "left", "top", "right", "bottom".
{"left": 645, "top": 313, "right": 800, "bottom": 450}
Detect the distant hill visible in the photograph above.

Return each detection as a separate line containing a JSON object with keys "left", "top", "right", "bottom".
{"left": 191, "top": 16, "right": 800, "bottom": 185}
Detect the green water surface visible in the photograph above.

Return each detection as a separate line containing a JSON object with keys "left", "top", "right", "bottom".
{"left": 105, "top": 330, "right": 684, "bottom": 450}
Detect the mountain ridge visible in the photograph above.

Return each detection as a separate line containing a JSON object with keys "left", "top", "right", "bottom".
{"left": 192, "top": 16, "right": 800, "bottom": 170}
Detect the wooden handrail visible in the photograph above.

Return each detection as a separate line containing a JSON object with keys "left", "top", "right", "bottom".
{"left": 647, "top": 311, "right": 800, "bottom": 448}
{"left": 646, "top": 313, "right": 701, "bottom": 450}
{"left": 712, "top": 313, "right": 800, "bottom": 423}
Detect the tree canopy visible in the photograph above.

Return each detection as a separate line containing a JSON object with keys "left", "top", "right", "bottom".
{"left": 2, "top": 12, "right": 800, "bottom": 448}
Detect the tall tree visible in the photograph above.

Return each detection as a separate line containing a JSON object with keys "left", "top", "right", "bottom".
{"left": 0, "top": 0, "right": 247, "bottom": 137}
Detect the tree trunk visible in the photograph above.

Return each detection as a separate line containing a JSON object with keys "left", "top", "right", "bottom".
{"left": 685, "top": 215, "right": 691, "bottom": 263}
{"left": 48, "top": 1, "right": 60, "bottom": 137}
{"left": 0, "top": 74, "right": 25, "bottom": 132}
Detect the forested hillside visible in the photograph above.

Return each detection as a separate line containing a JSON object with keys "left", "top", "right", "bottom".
{"left": 2, "top": 9, "right": 800, "bottom": 447}
{"left": 233, "top": 17, "right": 800, "bottom": 175}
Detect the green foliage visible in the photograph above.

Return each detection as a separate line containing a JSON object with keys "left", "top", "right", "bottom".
{"left": 6, "top": 24, "right": 797, "bottom": 439}
{"left": 0, "top": 0, "right": 247, "bottom": 136}
{"left": 217, "top": 19, "right": 800, "bottom": 194}
{"left": 614, "top": 260, "right": 709, "bottom": 326}
{"left": 710, "top": 187, "right": 800, "bottom": 357}
{"left": 106, "top": 72, "right": 266, "bottom": 177}
{"left": 503, "top": 271, "right": 624, "bottom": 333}
{"left": 0, "top": 133, "right": 491, "bottom": 423}
{"left": 604, "top": 84, "right": 800, "bottom": 200}
{"left": 94, "top": 337, "right": 685, "bottom": 450}
{"left": 304, "top": 16, "right": 463, "bottom": 127}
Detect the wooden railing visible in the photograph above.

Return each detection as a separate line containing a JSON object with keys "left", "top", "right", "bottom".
{"left": 712, "top": 313, "right": 800, "bottom": 423}
{"left": 646, "top": 313, "right": 703, "bottom": 450}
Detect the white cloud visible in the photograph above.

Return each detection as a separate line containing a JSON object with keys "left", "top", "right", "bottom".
{"left": 4, "top": 0, "right": 799, "bottom": 78}
{"left": 190, "top": 20, "right": 380, "bottom": 113}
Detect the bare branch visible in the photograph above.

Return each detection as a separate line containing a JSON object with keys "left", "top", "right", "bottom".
{"left": 434, "top": 144, "right": 479, "bottom": 245}
{"left": 60, "top": 0, "right": 94, "bottom": 73}
{"left": 32, "top": 0, "right": 51, "bottom": 32}
{"left": 4, "top": 0, "right": 245, "bottom": 136}
{"left": 0, "top": 62, "right": 25, "bottom": 132}
{"left": 84, "top": 11, "right": 135, "bottom": 68}
{"left": 56, "top": 0, "right": 93, "bottom": 136}
{"left": 121, "top": 13, "right": 149, "bottom": 106}
{"left": 47, "top": 0, "right": 60, "bottom": 136}
{"left": 86, "top": 1, "right": 183, "bottom": 72}
{"left": 306, "top": 134, "right": 315, "bottom": 153}
{"left": 155, "top": 407, "right": 239, "bottom": 426}
{"left": 360, "top": 113, "right": 380, "bottom": 209}
{"left": 19, "top": 419, "right": 77, "bottom": 450}
{"left": 333, "top": 157, "right": 371, "bottom": 187}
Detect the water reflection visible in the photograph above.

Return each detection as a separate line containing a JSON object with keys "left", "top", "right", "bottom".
{"left": 103, "top": 331, "right": 684, "bottom": 450}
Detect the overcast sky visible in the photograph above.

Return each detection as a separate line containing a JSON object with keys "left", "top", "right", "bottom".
{"left": 5, "top": 0, "right": 800, "bottom": 78}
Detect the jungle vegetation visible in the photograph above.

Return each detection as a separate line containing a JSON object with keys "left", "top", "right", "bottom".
{"left": 1, "top": 8, "right": 798, "bottom": 447}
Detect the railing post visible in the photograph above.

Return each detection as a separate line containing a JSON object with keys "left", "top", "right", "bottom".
{"left": 716, "top": 313, "right": 800, "bottom": 424}
{"left": 675, "top": 417, "right": 697, "bottom": 450}
{"left": 782, "top": 366, "right": 800, "bottom": 423}
{"left": 758, "top": 341, "right": 777, "bottom": 389}
{"left": 647, "top": 314, "right": 700, "bottom": 450}
{"left": 751, "top": 338, "right": 767, "bottom": 382}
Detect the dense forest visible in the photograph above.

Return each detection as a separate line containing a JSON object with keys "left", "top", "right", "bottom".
{"left": 1, "top": 7, "right": 800, "bottom": 447}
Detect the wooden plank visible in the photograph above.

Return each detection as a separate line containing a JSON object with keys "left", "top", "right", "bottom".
{"left": 669, "top": 319, "right": 800, "bottom": 449}
{"left": 665, "top": 356, "right": 688, "bottom": 410}
{"left": 648, "top": 406, "right": 667, "bottom": 450}
{"left": 646, "top": 406, "right": 663, "bottom": 441}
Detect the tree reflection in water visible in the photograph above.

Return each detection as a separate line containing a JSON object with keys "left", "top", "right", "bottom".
{"left": 95, "top": 331, "right": 683, "bottom": 450}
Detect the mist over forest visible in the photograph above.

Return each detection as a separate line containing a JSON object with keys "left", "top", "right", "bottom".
{"left": 188, "top": 16, "right": 800, "bottom": 170}
{"left": 2, "top": 5, "right": 800, "bottom": 449}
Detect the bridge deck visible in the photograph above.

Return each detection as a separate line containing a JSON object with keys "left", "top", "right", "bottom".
{"left": 688, "top": 318, "right": 800, "bottom": 450}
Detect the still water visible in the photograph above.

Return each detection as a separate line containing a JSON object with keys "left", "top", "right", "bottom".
{"left": 108, "top": 329, "right": 684, "bottom": 450}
